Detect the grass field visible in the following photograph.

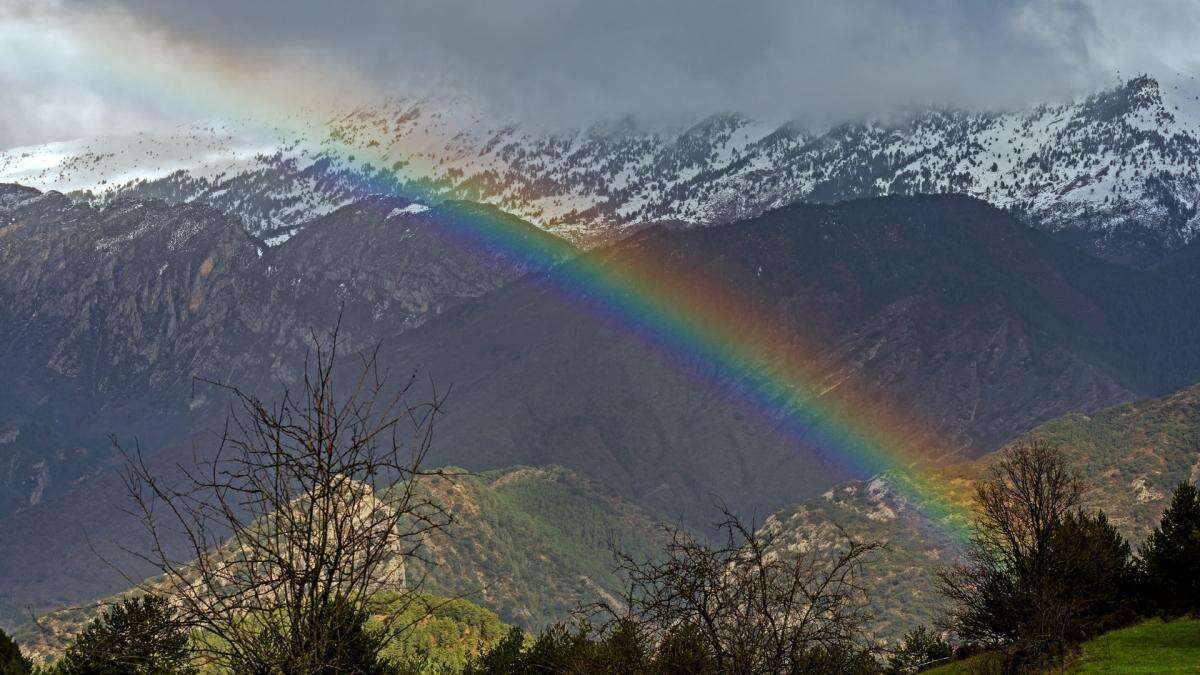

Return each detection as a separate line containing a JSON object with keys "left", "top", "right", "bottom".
{"left": 1071, "top": 618, "right": 1200, "bottom": 673}
{"left": 925, "top": 618, "right": 1200, "bottom": 674}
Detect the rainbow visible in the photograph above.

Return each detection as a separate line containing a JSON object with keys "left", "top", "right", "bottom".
{"left": 419, "top": 201, "right": 975, "bottom": 543}
{"left": 10, "top": 6, "right": 973, "bottom": 542}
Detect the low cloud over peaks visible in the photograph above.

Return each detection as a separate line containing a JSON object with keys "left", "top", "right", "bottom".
{"left": 3, "top": 0, "right": 1200, "bottom": 146}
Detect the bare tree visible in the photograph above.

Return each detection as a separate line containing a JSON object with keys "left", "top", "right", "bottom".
{"left": 118, "top": 331, "right": 453, "bottom": 671}
{"left": 937, "top": 441, "right": 1084, "bottom": 664}
{"left": 598, "top": 506, "right": 882, "bottom": 674}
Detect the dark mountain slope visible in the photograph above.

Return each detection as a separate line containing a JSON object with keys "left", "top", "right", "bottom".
{"left": 385, "top": 195, "right": 1200, "bottom": 525}
{"left": 0, "top": 186, "right": 263, "bottom": 521}
{"left": 3, "top": 188, "right": 1200, "bottom": 631}
{"left": 0, "top": 185, "right": 572, "bottom": 518}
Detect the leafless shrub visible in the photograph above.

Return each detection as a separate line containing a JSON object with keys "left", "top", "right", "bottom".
{"left": 596, "top": 506, "right": 883, "bottom": 674}
{"left": 117, "top": 328, "right": 452, "bottom": 671}
{"left": 937, "top": 441, "right": 1086, "bottom": 668}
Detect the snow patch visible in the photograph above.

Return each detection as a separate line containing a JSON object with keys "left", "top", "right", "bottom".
{"left": 389, "top": 203, "right": 429, "bottom": 217}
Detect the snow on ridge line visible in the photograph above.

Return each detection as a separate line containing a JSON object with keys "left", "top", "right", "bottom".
{"left": 257, "top": 203, "right": 430, "bottom": 249}
{"left": 263, "top": 230, "right": 298, "bottom": 247}
{"left": 2, "top": 74, "right": 1199, "bottom": 252}
{"left": 389, "top": 204, "right": 430, "bottom": 217}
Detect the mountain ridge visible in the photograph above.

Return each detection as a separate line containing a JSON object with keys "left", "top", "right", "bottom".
{"left": 770, "top": 378, "right": 1200, "bottom": 641}
{"left": 2, "top": 187, "right": 1199, "bottom": 641}
{"left": 3, "top": 76, "right": 1198, "bottom": 266}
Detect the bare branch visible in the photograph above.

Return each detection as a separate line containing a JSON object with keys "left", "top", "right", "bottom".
{"left": 116, "top": 323, "right": 452, "bottom": 671}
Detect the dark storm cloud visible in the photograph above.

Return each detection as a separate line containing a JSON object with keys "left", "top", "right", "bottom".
{"left": 92, "top": 0, "right": 1114, "bottom": 125}
{"left": 5, "top": 0, "right": 1200, "bottom": 147}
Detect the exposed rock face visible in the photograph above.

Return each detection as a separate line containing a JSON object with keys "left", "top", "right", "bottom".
{"left": 0, "top": 184, "right": 572, "bottom": 522}
{"left": 0, "top": 188, "right": 260, "bottom": 398}
{"left": 763, "top": 471, "right": 969, "bottom": 642}
{"left": 0, "top": 185, "right": 265, "bottom": 522}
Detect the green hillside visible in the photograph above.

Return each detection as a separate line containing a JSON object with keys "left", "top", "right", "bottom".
{"left": 926, "top": 618, "right": 1200, "bottom": 673}
{"left": 373, "top": 592, "right": 510, "bottom": 672}
{"left": 409, "top": 465, "right": 664, "bottom": 630}
{"left": 1023, "top": 383, "right": 1200, "bottom": 541}
{"left": 11, "top": 464, "right": 662, "bottom": 661}
{"left": 1071, "top": 618, "right": 1200, "bottom": 673}
{"left": 769, "top": 381, "right": 1200, "bottom": 643}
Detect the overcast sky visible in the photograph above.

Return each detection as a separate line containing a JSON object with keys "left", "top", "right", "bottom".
{"left": 2, "top": 0, "right": 1199, "bottom": 148}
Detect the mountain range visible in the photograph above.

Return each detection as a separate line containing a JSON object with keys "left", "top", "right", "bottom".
{"left": 2, "top": 178, "right": 1199, "bottom": 631}
{"left": 2, "top": 76, "right": 1199, "bottom": 267}
{"left": 2, "top": 72, "right": 1200, "bottom": 648}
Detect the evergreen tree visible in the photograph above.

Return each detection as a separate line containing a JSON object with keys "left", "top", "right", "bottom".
{"left": 1047, "top": 510, "right": 1135, "bottom": 632}
{"left": 244, "top": 593, "right": 391, "bottom": 672}
{"left": 463, "top": 626, "right": 526, "bottom": 674}
{"left": 1139, "top": 481, "right": 1200, "bottom": 616}
{"left": 0, "top": 628, "right": 32, "bottom": 675}
{"left": 55, "top": 595, "right": 193, "bottom": 675}
{"left": 887, "top": 626, "right": 951, "bottom": 674}
{"left": 651, "top": 623, "right": 717, "bottom": 674}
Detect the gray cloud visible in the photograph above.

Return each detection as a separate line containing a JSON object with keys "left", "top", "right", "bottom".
{"left": 0, "top": 85, "right": 161, "bottom": 150}
{"left": 5, "top": 0, "right": 1200, "bottom": 146}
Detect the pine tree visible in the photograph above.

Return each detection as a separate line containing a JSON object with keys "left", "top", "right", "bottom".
{"left": 1048, "top": 510, "right": 1135, "bottom": 630}
{"left": 275, "top": 596, "right": 391, "bottom": 675}
{"left": 56, "top": 595, "right": 193, "bottom": 674}
{"left": 0, "top": 628, "right": 32, "bottom": 675}
{"left": 887, "top": 625, "right": 951, "bottom": 674}
{"left": 1138, "top": 481, "right": 1200, "bottom": 616}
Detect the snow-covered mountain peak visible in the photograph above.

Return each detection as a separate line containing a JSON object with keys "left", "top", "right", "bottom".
{"left": 2, "top": 75, "right": 1198, "bottom": 265}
